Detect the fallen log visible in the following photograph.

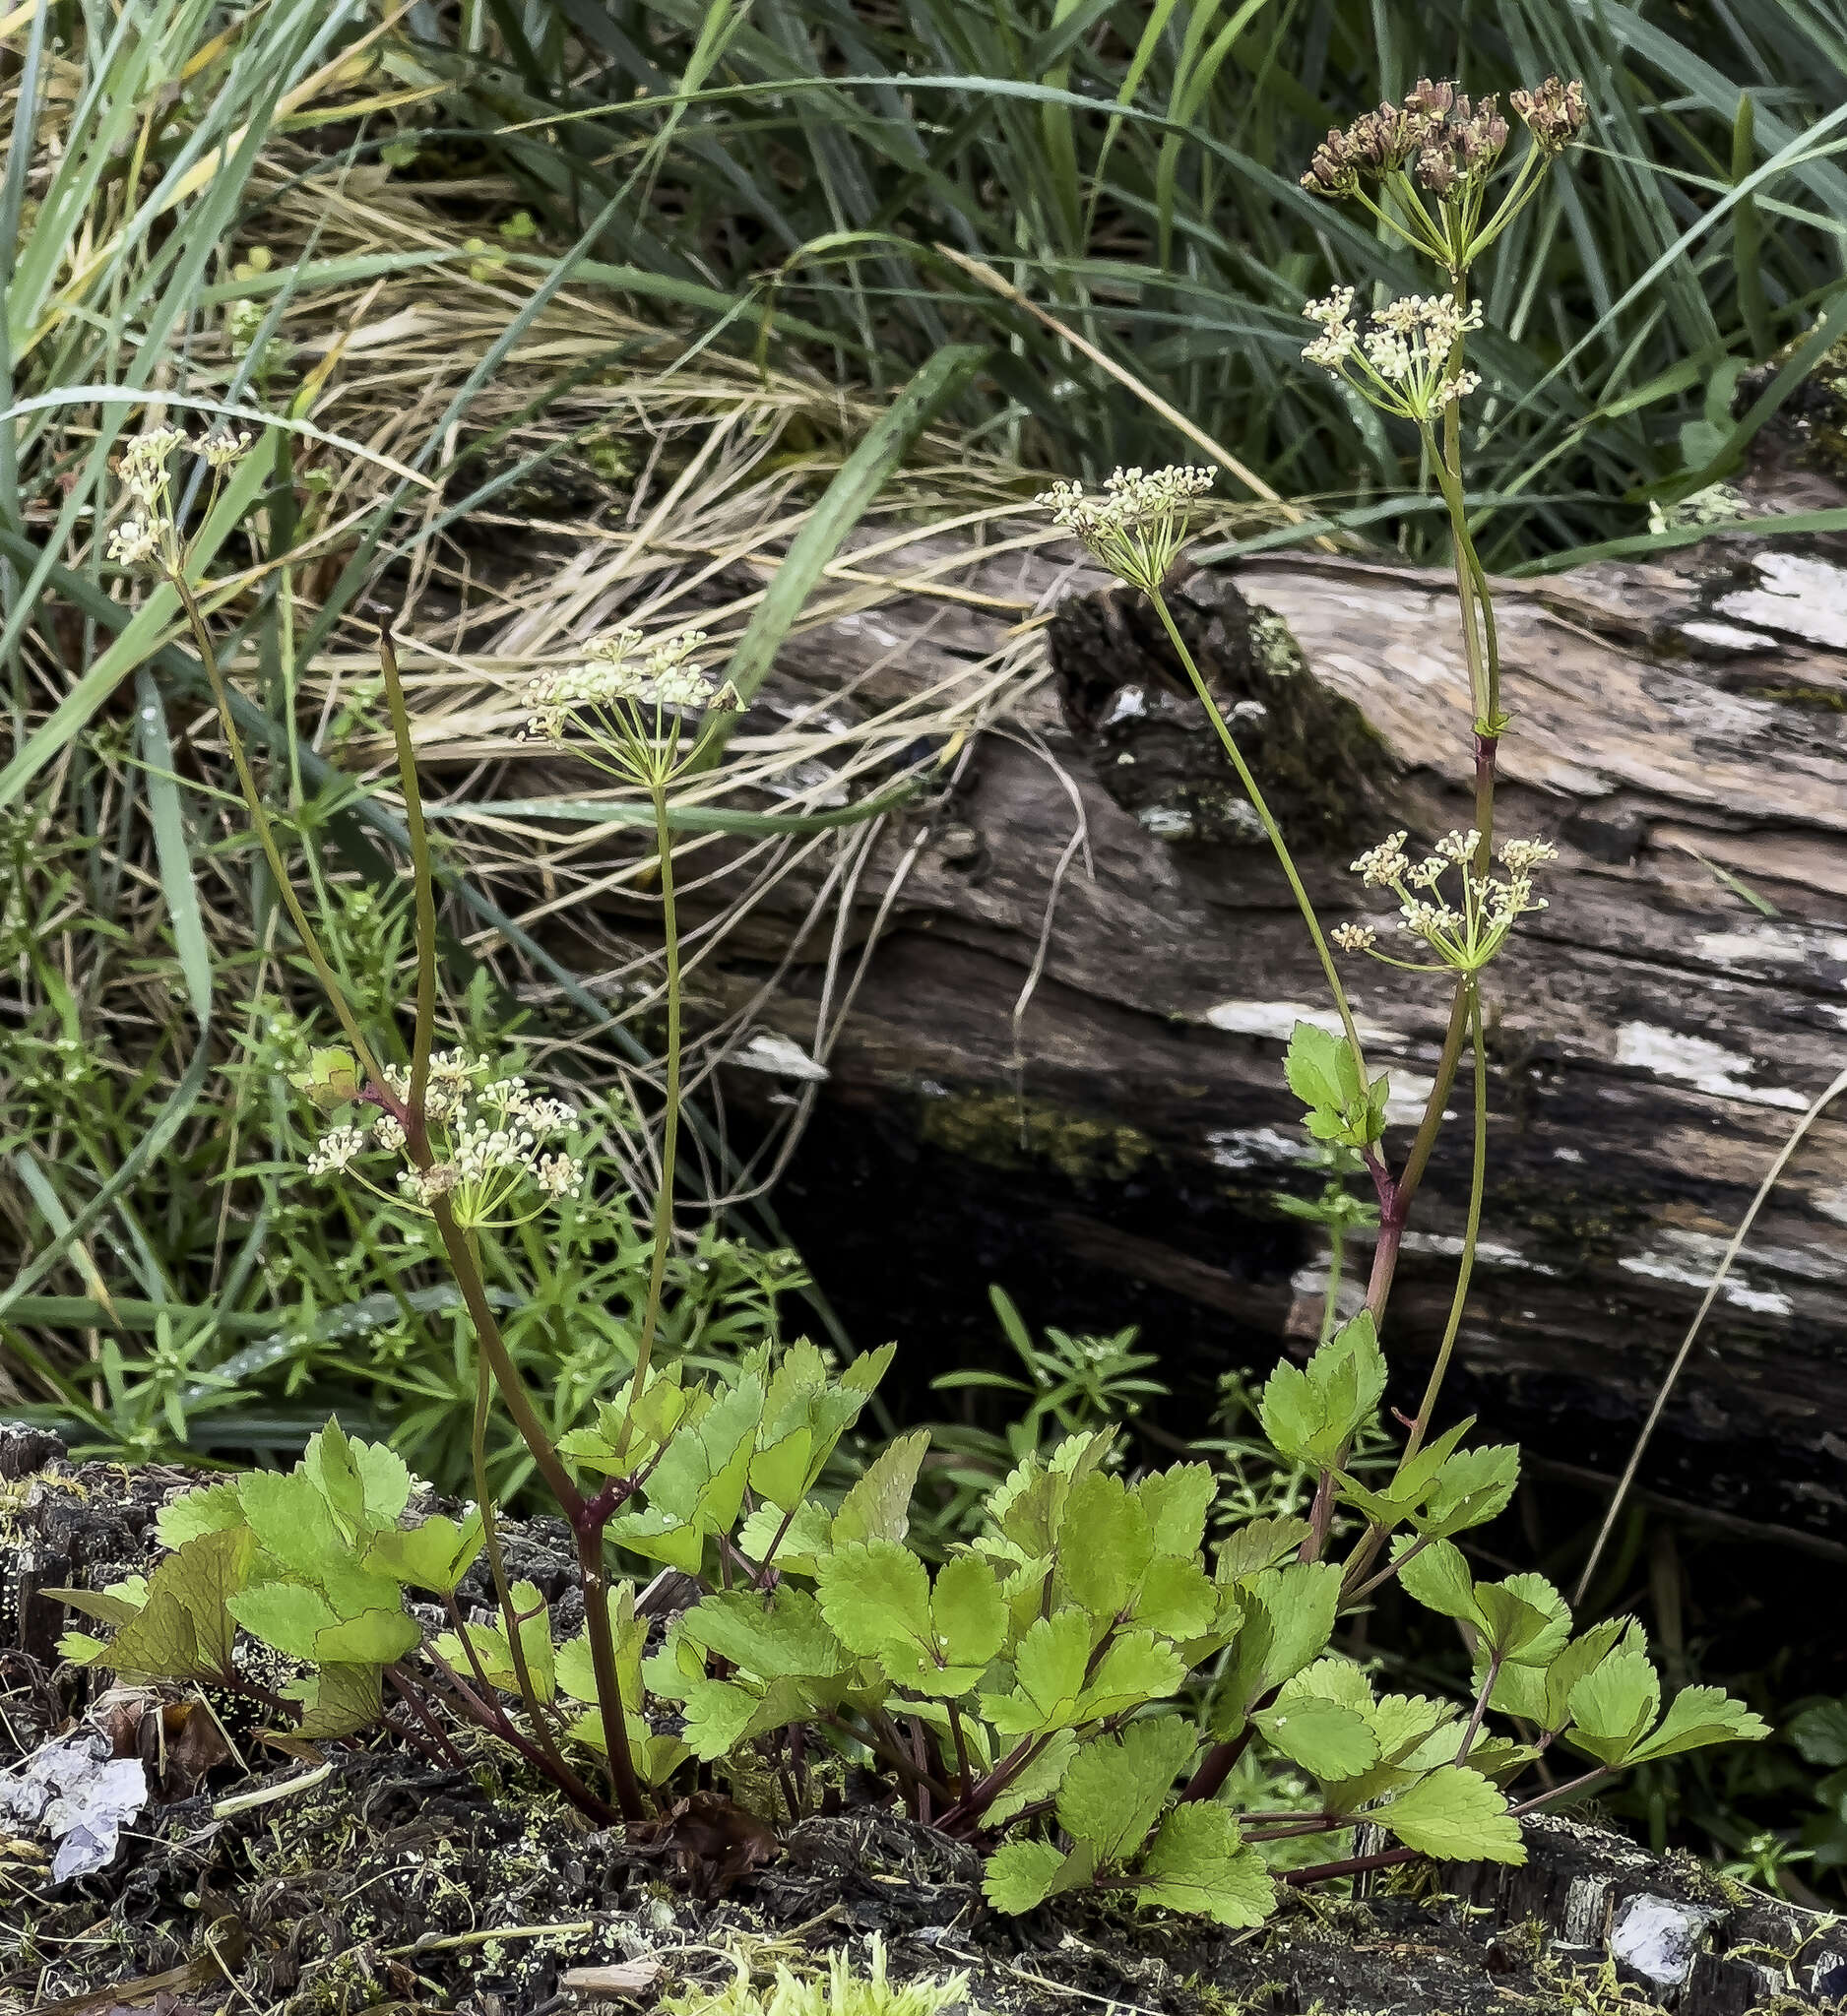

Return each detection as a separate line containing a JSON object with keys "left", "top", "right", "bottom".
{"left": 699, "top": 449, "right": 1847, "bottom": 1544}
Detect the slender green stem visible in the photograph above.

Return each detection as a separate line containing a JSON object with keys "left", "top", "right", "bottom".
{"left": 468, "top": 1333, "right": 590, "bottom": 1797}
{"left": 173, "top": 574, "right": 386, "bottom": 1089}
{"left": 1148, "top": 592, "right": 1369, "bottom": 1077}
{"left": 614, "top": 780, "right": 684, "bottom": 1460}
{"left": 376, "top": 623, "right": 438, "bottom": 1131}
{"left": 367, "top": 622, "right": 645, "bottom": 1821}
{"left": 1402, "top": 986, "right": 1487, "bottom": 1463}
{"left": 427, "top": 1194, "right": 646, "bottom": 1822}
{"left": 1456, "top": 1649, "right": 1501, "bottom": 1765}
{"left": 1319, "top": 1227, "right": 1345, "bottom": 1345}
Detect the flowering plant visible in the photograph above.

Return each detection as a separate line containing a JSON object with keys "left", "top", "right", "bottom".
{"left": 74, "top": 71, "right": 1761, "bottom": 1919}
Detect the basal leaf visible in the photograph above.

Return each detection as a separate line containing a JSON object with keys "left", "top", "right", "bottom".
{"left": 287, "top": 1663, "right": 384, "bottom": 1738}
{"left": 815, "top": 1540, "right": 932, "bottom": 1659}
{"left": 1136, "top": 1463, "right": 1215, "bottom": 1558}
{"left": 227, "top": 1580, "right": 341, "bottom": 1663}
{"left": 1057, "top": 1471, "right": 1152, "bottom": 1619}
{"left": 1132, "top": 1554, "right": 1218, "bottom": 1639}
{"left": 1376, "top": 1764, "right": 1524, "bottom": 1862}
{"left": 362, "top": 1510, "right": 485, "bottom": 1596}
{"left": 237, "top": 1469, "right": 345, "bottom": 1583}
{"left": 832, "top": 1428, "right": 930, "bottom": 1547}
{"left": 107, "top": 1527, "right": 252, "bottom": 1682}
{"left": 980, "top": 1730, "right": 1077, "bottom": 1827}
{"left": 681, "top": 1586, "right": 849, "bottom": 1681}
{"left": 1139, "top": 1803, "right": 1277, "bottom": 1926}
{"left": 932, "top": 1554, "right": 1008, "bottom": 1670}
{"left": 739, "top": 1498, "right": 833, "bottom": 1576}
{"left": 985, "top": 1607, "right": 1092, "bottom": 1734}
{"left": 984, "top": 1839, "right": 1088, "bottom": 1916}
{"left": 1081, "top": 1629, "right": 1185, "bottom": 1720}
{"left": 156, "top": 1481, "right": 248, "bottom": 1549}
{"left": 1055, "top": 1718, "right": 1197, "bottom": 1861}
{"left": 1253, "top": 1696, "right": 1378, "bottom": 1780}
{"left": 313, "top": 1606, "right": 423, "bottom": 1666}
{"left": 1215, "top": 1516, "right": 1313, "bottom": 1582}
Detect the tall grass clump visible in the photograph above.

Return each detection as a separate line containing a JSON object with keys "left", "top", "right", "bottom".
{"left": 398, "top": 0, "right": 1847, "bottom": 565}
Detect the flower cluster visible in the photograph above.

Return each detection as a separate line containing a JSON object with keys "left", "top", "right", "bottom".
{"left": 1340, "top": 829, "right": 1556, "bottom": 975}
{"left": 1302, "top": 289, "right": 1483, "bottom": 421}
{"left": 1037, "top": 465, "right": 1214, "bottom": 592}
{"left": 302, "top": 1048, "right": 585, "bottom": 1229}
{"left": 107, "top": 422, "right": 256, "bottom": 575}
{"left": 1511, "top": 77, "right": 1588, "bottom": 155}
{"left": 523, "top": 627, "right": 741, "bottom": 784}
{"left": 1303, "top": 75, "right": 1580, "bottom": 201}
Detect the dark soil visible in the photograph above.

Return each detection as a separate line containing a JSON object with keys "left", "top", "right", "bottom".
{"left": 5, "top": 1434, "right": 1843, "bottom": 2016}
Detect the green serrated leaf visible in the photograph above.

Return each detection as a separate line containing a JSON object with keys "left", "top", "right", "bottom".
{"left": 156, "top": 1481, "right": 248, "bottom": 1549}
{"left": 1216, "top": 1516, "right": 1313, "bottom": 1582}
{"left": 1261, "top": 1313, "right": 1385, "bottom": 1469}
{"left": 287, "top": 1663, "right": 384, "bottom": 1737}
{"left": 1058, "top": 1471, "right": 1153, "bottom": 1619}
{"left": 313, "top": 1606, "right": 423, "bottom": 1666}
{"left": 1629, "top": 1686, "right": 1769, "bottom": 1764}
{"left": 105, "top": 1527, "right": 252, "bottom": 1682}
{"left": 1056, "top": 1718, "right": 1197, "bottom": 1861}
{"left": 832, "top": 1428, "right": 930, "bottom": 1547}
{"left": 1476, "top": 1574, "right": 1571, "bottom": 1668}
{"left": 985, "top": 1607, "right": 1092, "bottom": 1734}
{"left": 362, "top": 1510, "right": 485, "bottom": 1596}
{"left": 984, "top": 1839, "right": 1092, "bottom": 1915}
{"left": 815, "top": 1540, "right": 932, "bottom": 1660}
{"left": 933, "top": 1554, "right": 1008, "bottom": 1670}
{"left": 1419, "top": 1444, "right": 1520, "bottom": 1538}
{"left": 1397, "top": 1539, "right": 1480, "bottom": 1624}
{"left": 1254, "top": 1696, "right": 1379, "bottom": 1780}
{"left": 1563, "top": 1635, "right": 1661, "bottom": 1767}
{"left": 681, "top": 1586, "right": 849, "bottom": 1681}
{"left": 739, "top": 1498, "right": 833, "bottom": 1576}
{"left": 1131, "top": 1554, "right": 1218, "bottom": 1639}
{"left": 980, "top": 1730, "right": 1077, "bottom": 1827}
{"left": 1376, "top": 1764, "right": 1524, "bottom": 1862}
{"left": 1082, "top": 1630, "right": 1185, "bottom": 1720}
{"left": 227, "top": 1579, "right": 342, "bottom": 1663}
{"left": 1136, "top": 1464, "right": 1215, "bottom": 1558}
{"left": 1139, "top": 1802, "right": 1277, "bottom": 1925}
{"left": 1285, "top": 1023, "right": 1345, "bottom": 1111}
{"left": 1217, "top": 1562, "right": 1342, "bottom": 1730}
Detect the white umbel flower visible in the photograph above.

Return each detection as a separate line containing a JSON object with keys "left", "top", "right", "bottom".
{"left": 306, "top": 1125, "right": 366, "bottom": 1175}
{"left": 1038, "top": 465, "right": 1214, "bottom": 592}
{"left": 1343, "top": 827, "right": 1555, "bottom": 974}
{"left": 1302, "top": 292, "right": 1484, "bottom": 422}
{"left": 300, "top": 1055, "right": 587, "bottom": 1229}
{"left": 521, "top": 626, "right": 738, "bottom": 779}
{"left": 105, "top": 516, "right": 162, "bottom": 570}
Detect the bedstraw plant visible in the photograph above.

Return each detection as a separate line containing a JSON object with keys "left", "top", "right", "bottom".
{"left": 53, "top": 72, "right": 1765, "bottom": 1926}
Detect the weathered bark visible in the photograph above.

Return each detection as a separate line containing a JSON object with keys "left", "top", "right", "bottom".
{"left": 689, "top": 451, "right": 1847, "bottom": 1542}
